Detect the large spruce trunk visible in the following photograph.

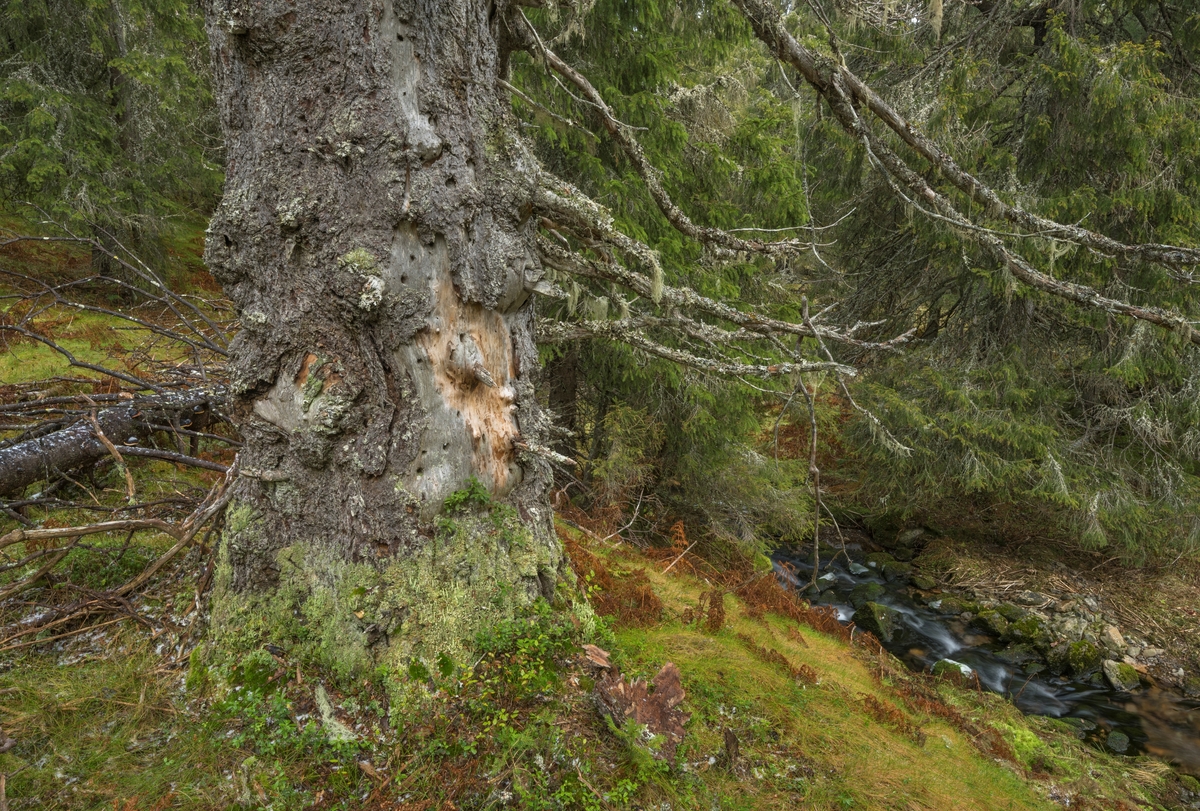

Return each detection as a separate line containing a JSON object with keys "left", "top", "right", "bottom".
{"left": 203, "top": 0, "right": 563, "bottom": 674}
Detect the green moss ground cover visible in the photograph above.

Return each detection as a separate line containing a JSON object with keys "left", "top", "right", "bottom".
{"left": 0, "top": 522, "right": 1189, "bottom": 809}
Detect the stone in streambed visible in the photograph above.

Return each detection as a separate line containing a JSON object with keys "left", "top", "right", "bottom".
{"left": 848, "top": 562, "right": 871, "bottom": 576}
{"left": 932, "top": 659, "right": 973, "bottom": 679}
{"left": 865, "top": 552, "right": 895, "bottom": 569}
{"left": 995, "top": 644, "right": 1039, "bottom": 665}
{"left": 1106, "top": 730, "right": 1131, "bottom": 754}
{"left": 855, "top": 602, "right": 899, "bottom": 643}
{"left": 1102, "top": 659, "right": 1140, "bottom": 692}
{"left": 937, "top": 596, "right": 975, "bottom": 616}
{"left": 973, "top": 609, "right": 1010, "bottom": 638}
{"left": 880, "top": 560, "right": 913, "bottom": 583}
{"left": 849, "top": 582, "right": 886, "bottom": 609}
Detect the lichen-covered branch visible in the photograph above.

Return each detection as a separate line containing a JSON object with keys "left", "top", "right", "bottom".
{"left": 514, "top": 12, "right": 817, "bottom": 259}
{"left": 731, "top": 0, "right": 1200, "bottom": 345}
{"left": 536, "top": 318, "right": 855, "bottom": 378}
{"left": 536, "top": 236, "right": 913, "bottom": 351}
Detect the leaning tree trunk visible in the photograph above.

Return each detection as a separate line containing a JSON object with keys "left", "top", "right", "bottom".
{"left": 203, "top": 0, "right": 564, "bottom": 677}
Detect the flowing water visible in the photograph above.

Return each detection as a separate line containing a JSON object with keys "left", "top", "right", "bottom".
{"left": 773, "top": 547, "right": 1157, "bottom": 752}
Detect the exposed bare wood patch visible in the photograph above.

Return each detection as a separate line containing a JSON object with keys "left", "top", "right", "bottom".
{"left": 418, "top": 264, "right": 519, "bottom": 495}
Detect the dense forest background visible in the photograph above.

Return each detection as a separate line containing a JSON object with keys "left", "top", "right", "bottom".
{"left": 3, "top": 0, "right": 1200, "bottom": 564}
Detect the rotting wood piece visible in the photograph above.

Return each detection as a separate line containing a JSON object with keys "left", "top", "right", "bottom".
{"left": 0, "top": 388, "right": 225, "bottom": 496}
{"left": 595, "top": 661, "right": 690, "bottom": 763}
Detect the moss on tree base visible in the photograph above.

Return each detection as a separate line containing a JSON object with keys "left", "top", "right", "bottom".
{"left": 199, "top": 490, "right": 564, "bottom": 699}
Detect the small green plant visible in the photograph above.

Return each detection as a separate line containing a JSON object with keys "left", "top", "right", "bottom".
{"left": 213, "top": 686, "right": 328, "bottom": 758}
{"left": 475, "top": 599, "right": 578, "bottom": 698}
{"left": 442, "top": 476, "right": 493, "bottom": 512}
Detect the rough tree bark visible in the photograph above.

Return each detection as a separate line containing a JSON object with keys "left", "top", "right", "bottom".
{"left": 202, "top": 0, "right": 565, "bottom": 675}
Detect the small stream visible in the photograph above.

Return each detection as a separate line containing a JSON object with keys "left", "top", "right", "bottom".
{"left": 773, "top": 546, "right": 1158, "bottom": 753}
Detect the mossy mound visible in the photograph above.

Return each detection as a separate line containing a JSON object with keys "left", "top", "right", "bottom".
{"left": 204, "top": 491, "right": 563, "bottom": 697}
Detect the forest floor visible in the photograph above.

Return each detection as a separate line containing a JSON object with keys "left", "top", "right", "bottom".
{"left": 0, "top": 520, "right": 1195, "bottom": 810}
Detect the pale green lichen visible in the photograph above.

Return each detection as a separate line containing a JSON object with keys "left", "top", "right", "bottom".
{"left": 339, "top": 247, "right": 379, "bottom": 275}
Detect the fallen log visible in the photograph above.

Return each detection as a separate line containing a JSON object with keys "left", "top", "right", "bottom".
{"left": 0, "top": 388, "right": 225, "bottom": 496}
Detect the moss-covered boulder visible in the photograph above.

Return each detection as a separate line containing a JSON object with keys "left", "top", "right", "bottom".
{"left": 1046, "top": 644, "right": 1070, "bottom": 675}
{"left": 879, "top": 560, "right": 913, "bottom": 582}
{"left": 910, "top": 572, "right": 937, "bottom": 591}
{"left": 864, "top": 552, "right": 895, "bottom": 570}
{"left": 1006, "top": 616, "right": 1048, "bottom": 647}
{"left": 932, "top": 659, "right": 973, "bottom": 679}
{"left": 973, "top": 609, "right": 1009, "bottom": 638}
{"left": 1102, "top": 659, "right": 1140, "bottom": 692}
{"left": 937, "top": 596, "right": 977, "bottom": 616}
{"left": 849, "top": 582, "right": 886, "bottom": 609}
{"left": 996, "top": 604, "right": 1029, "bottom": 623}
{"left": 1067, "top": 640, "right": 1103, "bottom": 675}
{"left": 855, "top": 602, "right": 899, "bottom": 643}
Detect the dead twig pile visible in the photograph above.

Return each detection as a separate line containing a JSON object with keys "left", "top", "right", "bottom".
{"left": 0, "top": 215, "right": 237, "bottom": 659}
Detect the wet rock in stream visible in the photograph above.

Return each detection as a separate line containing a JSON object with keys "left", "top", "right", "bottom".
{"left": 1107, "top": 730, "right": 1131, "bottom": 753}
{"left": 855, "top": 602, "right": 900, "bottom": 643}
{"left": 1103, "top": 659, "right": 1141, "bottom": 692}
{"left": 849, "top": 582, "right": 886, "bottom": 609}
{"left": 932, "top": 659, "right": 973, "bottom": 679}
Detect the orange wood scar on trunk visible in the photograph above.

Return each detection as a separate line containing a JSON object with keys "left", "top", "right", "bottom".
{"left": 417, "top": 270, "right": 520, "bottom": 492}
{"left": 295, "top": 353, "right": 318, "bottom": 386}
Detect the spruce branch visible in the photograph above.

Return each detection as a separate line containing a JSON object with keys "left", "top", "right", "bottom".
{"left": 516, "top": 11, "right": 820, "bottom": 260}
{"left": 536, "top": 318, "right": 854, "bottom": 379}
{"left": 732, "top": 0, "right": 1200, "bottom": 346}
{"left": 733, "top": 0, "right": 1200, "bottom": 271}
